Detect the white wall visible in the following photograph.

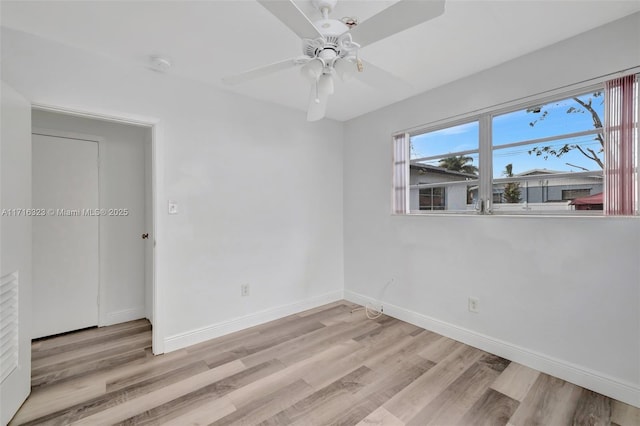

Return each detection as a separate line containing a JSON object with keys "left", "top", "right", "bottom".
{"left": 1, "top": 27, "right": 344, "bottom": 353}
{"left": 0, "top": 82, "right": 32, "bottom": 425}
{"left": 343, "top": 13, "right": 640, "bottom": 406}
{"left": 31, "top": 110, "right": 149, "bottom": 326}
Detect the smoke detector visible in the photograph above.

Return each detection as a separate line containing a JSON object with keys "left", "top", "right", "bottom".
{"left": 149, "top": 55, "right": 172, "bottom": 73}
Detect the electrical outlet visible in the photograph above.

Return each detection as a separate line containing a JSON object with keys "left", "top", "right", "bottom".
{"left": 241, "top": 284, "right": 250, "bottom": 297}
{"left": 468, "top": 297, "right": 479, "bottom": 313}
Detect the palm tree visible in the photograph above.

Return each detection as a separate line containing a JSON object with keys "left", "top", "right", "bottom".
{"left": 503, "top": 163, "right": 521, "bottom": 203}
{"left": 438, "top": 155, "right": 478, "bottom": 175}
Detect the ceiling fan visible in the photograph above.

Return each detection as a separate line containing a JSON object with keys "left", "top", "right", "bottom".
{"left": 222, "top": 0, "right": 445, "bottom": 121}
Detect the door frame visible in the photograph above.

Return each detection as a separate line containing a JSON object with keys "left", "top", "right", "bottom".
{"left": 31, "top": 103, "right": 164, "bottom": 355}
{"left": 32, "top": 128, "right": 104, "bottom": 334}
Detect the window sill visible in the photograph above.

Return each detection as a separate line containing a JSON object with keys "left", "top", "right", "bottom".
{"left": 395, "top": 211, "right": 639, "bottom": 219}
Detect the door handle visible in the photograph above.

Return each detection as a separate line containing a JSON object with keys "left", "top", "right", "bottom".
{"left": 142, "top": 233, "right": 149, "bottom": 239}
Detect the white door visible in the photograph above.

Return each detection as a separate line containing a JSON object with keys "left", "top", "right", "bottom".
{"left": 1, "top": 82, "right": 32, "bottom": 425}
{"left": 32, "top": 134, "right": 99, "bottom": 338}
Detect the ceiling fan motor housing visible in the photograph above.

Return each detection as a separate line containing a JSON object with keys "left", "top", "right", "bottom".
{"left": 299, "top": 0, "right": 360, "bottom": 76}
{"left": 303, "top": 18, "right": 354, "bottom": 66}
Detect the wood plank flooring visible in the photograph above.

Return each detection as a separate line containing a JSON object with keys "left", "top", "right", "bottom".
{"left": 9, "top": 301, "right": 640, "bottom": 425}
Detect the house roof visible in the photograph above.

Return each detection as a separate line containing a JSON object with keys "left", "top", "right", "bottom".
{"left": 515, "top": 169, "right": 565, "bottom": 176}
{"left": 410, "top": 163, "right": 477, "bottom": 179}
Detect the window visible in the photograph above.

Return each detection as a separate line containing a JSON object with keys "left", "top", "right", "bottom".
{"left": 491, "top": 91, "right": 604, "bottom": 213}
{"left": 562, "top": 189, "right": 592, "bottom": 201}
{"left": 407, "top": 121, "right": 479, "bottom": 213}
{"left": 419, "top": 187, "right": 446, "bottom": 210}
{"left": 393, "top": 74, "right": 638, "bottom": 216}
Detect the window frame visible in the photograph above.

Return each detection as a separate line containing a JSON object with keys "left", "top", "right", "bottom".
{"left": 394, "top": 78, "right": 638, "bottom": 217}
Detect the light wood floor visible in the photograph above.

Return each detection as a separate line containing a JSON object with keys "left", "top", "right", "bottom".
{"left": 9, "top": 301, "right": 640, "bottom": 425}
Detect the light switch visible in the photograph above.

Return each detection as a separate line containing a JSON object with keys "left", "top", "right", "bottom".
{"left": 168, "top": 200, "right": 178, "bottom": 215}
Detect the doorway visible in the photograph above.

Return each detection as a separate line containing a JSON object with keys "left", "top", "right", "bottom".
{"left": 31, "top": 109, "right": 155, "bottom": 339}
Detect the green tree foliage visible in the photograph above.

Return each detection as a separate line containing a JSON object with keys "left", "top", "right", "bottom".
{"left": 502, "top": 163, "right": 521, "bottom": 203}
{"left": 438, "top": 155, "right": 479, "bottom": 175}
{"left": 527, "top": 92, "right": 604, "bottom": 169}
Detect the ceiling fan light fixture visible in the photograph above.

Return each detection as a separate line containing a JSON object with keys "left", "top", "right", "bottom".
{"left": 334, "top": 57, "right": 356, "bottom": 81}
{"left": 318, "top": 73, "right": 334, "bottom": 96}
{"left": 300, "top": 58, "right": 324, "bottom": 82}
{"left": 318, "top": 48, "right": 338, "bottom": 62}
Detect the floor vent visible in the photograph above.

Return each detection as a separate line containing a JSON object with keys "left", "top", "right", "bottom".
{"left": 1, "top": 271, "right": 19, "bottom": 383}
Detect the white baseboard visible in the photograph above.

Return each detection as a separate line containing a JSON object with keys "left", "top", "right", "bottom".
{"left": 103, "top": 306, "right": 146, "bottom": 326}
{"left": 344, "top": 290, "right": 640, "bottom": 408}
{"left": 163, "top": 290, "right": 344, "bottom": 353}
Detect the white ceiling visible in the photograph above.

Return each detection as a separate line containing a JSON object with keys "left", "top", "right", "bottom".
{"left": 2, "top": 0, "right": 639, "bottom": 121}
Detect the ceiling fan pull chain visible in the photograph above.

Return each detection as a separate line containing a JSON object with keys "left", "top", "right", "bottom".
{"left": 315, "top": 79, "right": 321, "bottom": 103}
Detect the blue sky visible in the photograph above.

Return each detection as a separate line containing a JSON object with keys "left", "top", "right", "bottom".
{"left": 410, "top": 92, "right": 604, "bottom": 177}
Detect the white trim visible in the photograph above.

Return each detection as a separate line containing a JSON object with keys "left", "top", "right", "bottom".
{"left": 479, "top": 115, "right": 493, "bottom": 214}
{"left": 163, "top": 290, "right": 344, "bottom": 353}
{"left": 406, "top": 117, "right": 481, "bottom": 139}
{"left": 149, "top": 123, "right": 163, "bottom": 355}
{"left": 344, "top": 290, "right": 640, "bottom": 408}
{"left": 32, "top": 104, "right": 156, "bottom": 128}
{"left": 103, "top": 307, "right": 145, "bottom": 326}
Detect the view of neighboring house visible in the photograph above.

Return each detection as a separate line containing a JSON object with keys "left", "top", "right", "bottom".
{"left": 410, "top": 165, "right": 603, "bottom": 212}
{"left": 493, "top": 169, "right": 603, "bottom": 205}
{"left": 409, "top": 163, "right": 476, "bottom": 211}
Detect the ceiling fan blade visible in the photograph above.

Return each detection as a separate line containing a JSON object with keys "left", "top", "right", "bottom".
{"left": 222, "top": 58, "right": 298, "bottom": 86}
{"left": 257, "top": 0, "right": 323, "bottom": 40}
{"left": 356, "top": 60, "right": 413, "bottom": 96}
{"left": 307, "top": 84, "right": 329, "bottom": 121}
{"left": 349, "top": 0, "right": 445, "bottom": 48}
